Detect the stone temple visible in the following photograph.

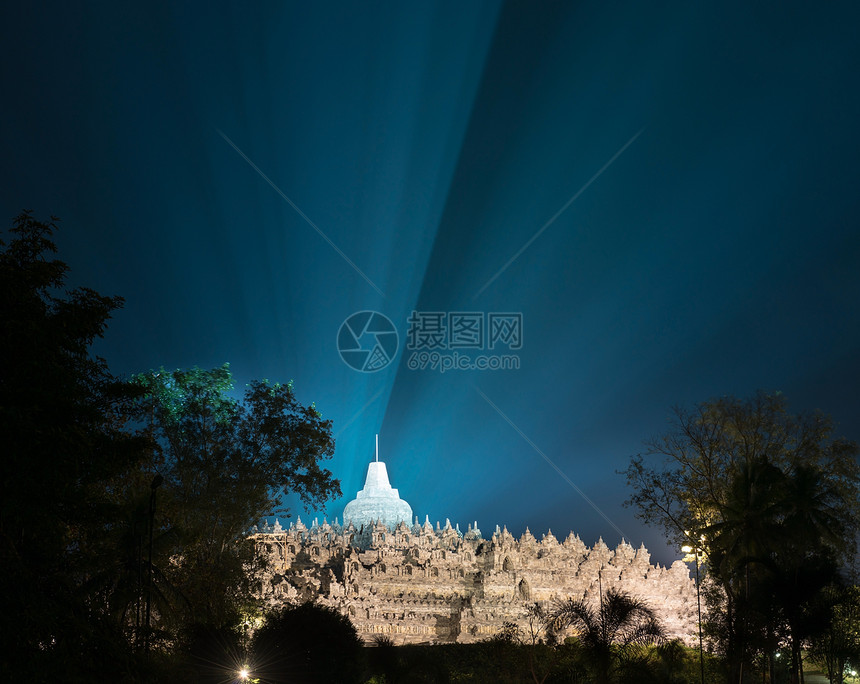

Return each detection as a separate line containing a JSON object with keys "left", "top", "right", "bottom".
{"left": 252, "top": 447, "right": 698, "bottom": 644}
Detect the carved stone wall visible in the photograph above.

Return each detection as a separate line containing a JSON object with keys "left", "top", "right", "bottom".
{"left": 251, "top": 517, "right": 698, "bottom": 645}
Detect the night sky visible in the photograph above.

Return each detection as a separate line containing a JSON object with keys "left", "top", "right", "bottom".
{"left": 4, "top": 2, "right": 859, "bottom": 565}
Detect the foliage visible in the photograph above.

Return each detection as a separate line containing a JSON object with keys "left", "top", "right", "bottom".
{"left": 359, "top": 637, "right": 721, "bottom": 684}
{"left": 551, "top": 588, "right": 666, "bottom": 684}
{"left": 365, "top": 639, "right": 567, "bottom": 684}
{"left": 623, "top": 392, "right": 860, "bottom": 683}
{"left": 125, "top": 364, "right": 340, "bottom": 633}
{"left": 808, "top": 584, "right": 860, "bottom": 684}
{"left": 0, "top": 212, "right": 149, "bottom": 680}
{"left": 490, "top": 604, "right": 565, "bottom": 683}
{"left": 251, "top": 601, "right": 364, "bottom": 684}
{"left": 1, "top": 212, "right": 343, "bottom": 678}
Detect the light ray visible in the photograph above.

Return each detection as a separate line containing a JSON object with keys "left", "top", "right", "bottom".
{"left": 216, "top": 128, "right": 386, "bottom": 297}
{"left": 473, "top": 128, "right": 646, "bottom": 299}
{"left": 335, "top": 385, "right": 386, "bottom": 439}
{"left": 474, "top": 385, "right": 628, "bottom": 540}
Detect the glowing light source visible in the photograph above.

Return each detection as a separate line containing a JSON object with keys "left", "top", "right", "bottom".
{"left": 238, "top": 667, "right": 250, "bottom": 680}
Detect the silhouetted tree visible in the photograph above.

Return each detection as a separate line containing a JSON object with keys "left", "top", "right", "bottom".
{"left": 128, "top": 365, "right": 341, "bottom": 634}
{"left": 0, "top": 212, "right": 148, "bottom": 680}
{"left": 0, "top": 213, "right": 343, "bottom": 680}
{"left": 624, "top": 392, "right": 860, "bottom": 683}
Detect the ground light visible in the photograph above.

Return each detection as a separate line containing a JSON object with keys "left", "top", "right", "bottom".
{"left": 232, "top": 660, "right": 259, "bottom": 683}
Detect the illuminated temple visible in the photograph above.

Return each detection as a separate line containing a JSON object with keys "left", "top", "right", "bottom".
{"left": 342, "top": 438, "right": 413, "bottom": 532}
{"left": 252, "top": 446, "right": 697, "bottom": 644}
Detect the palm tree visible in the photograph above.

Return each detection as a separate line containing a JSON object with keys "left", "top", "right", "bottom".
{"left": 705, "top": 459, "right": 848, "bottom": 683}
{"left": 772, "top": 463, "right": 846, "bottom": 684}
{"left": 703, "top": 455, "right": 786, "bottom": 682}
{"left": 551, "top": 588, "right": 666, "bottom": 684}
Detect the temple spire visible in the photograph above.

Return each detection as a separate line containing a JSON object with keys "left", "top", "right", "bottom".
{"left": 375, "top": 433, "right": 379, "bottom": 462}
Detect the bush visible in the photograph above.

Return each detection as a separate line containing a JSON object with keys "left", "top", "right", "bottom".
{"left": 250, "top": 602, "right": 364, "bottom": 683}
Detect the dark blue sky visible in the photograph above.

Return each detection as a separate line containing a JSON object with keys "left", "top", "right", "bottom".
{"left": 4, "top": 1, "right": 859, "bottom": 565}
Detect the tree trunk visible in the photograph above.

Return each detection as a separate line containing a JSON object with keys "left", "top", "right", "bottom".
{"left": 835, "top": 655, "right": 845, "bottom": 684}
{"left": 790, "top": 634, "right": 801, "bottom": 684}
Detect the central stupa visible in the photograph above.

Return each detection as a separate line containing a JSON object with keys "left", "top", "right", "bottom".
{"left": 342, "top": 436, "right": 413, "bottom": 530}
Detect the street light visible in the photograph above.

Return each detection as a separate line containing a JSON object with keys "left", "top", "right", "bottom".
{"left": 682, "top": 537, "right": 705, "bottom": 684}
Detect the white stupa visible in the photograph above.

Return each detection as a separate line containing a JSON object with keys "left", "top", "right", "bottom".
{"left": 343, "top": 435, "right": 413, "bottom": 530}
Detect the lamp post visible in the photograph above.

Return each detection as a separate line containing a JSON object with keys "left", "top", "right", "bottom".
{"left": 144, "top": 473, "right": 163, "bottom": 653}
{"left": 683, "top": 540, "right": 705, "bottom": 684}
